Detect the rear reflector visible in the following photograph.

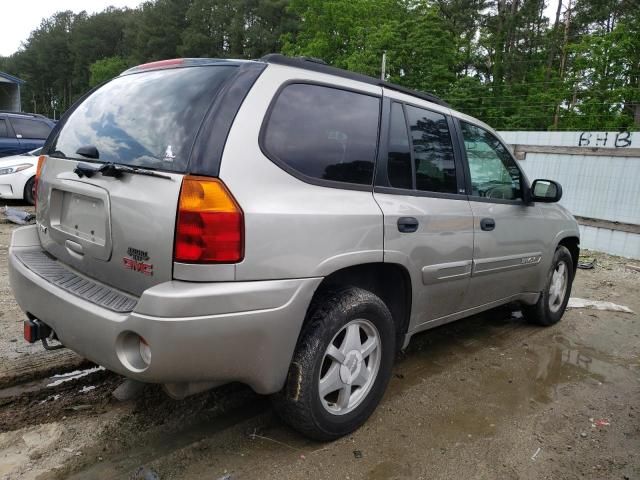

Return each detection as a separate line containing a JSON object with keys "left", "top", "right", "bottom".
{"left": 174, "top": 176, "right": 244, "bottom": 263}
{"left": 34, "top": 155, "right": 46, "bottom": 207}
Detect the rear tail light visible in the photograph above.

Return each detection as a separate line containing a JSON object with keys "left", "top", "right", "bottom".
{"left": 34, "top": 155, "right": 46, "bottom": 207}
{"left": 174, "top": 176, "right": 244, "bottom": 263}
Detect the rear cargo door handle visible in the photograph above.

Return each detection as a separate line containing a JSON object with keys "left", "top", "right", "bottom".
{"left": 480, "top": 218, "right": 496, "bottom": 231}
{"left": 65, "top": 239, "right": 84, "bottom": 257}
{"left": 398, "top": 217, "right": 419, "bottom": 233}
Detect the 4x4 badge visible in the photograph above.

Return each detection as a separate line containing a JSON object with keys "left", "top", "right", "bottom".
{"left": 123, "top": 247, "right": 153, "bottom": 275}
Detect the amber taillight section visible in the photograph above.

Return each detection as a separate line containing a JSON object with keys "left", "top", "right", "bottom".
{"left": 174, "top": 176, "right": 244, "bottom": 263}
{"left": 34, "top": 155, "right": 46, "bottom": 207}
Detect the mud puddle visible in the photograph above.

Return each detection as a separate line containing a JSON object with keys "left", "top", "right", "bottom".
{"left": 0, "top": 367, "right": 119, "bottom": 432}
{"left": 51, "top": 384, "right": 268, "bottom": 480}
{"left": 0, "top": 367, "right": 105, "bottom": 400}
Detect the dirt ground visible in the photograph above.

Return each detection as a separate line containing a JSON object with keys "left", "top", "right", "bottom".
{"left": 0, "top": 205, "right": 638, "bottom": 480}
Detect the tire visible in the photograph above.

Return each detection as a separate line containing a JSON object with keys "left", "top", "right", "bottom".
{"left": 272, "top": 287, "right": 396, "bottom": 441}
{"left": 523, "top": 245, "right": 574, "bottom": 326}
{"left": 24, "top": 176, "right": 36, "bottom": 205}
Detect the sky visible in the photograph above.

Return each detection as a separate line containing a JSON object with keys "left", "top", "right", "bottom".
{"left": 1, "top": 0, "right": 564, "bottom": 57}
{"left": 0, "top": 0, "right": 143, "bottom": 56}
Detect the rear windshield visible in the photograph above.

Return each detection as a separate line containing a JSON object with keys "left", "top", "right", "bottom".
{"left": 51, "top": 66, "right": 236, "bottom": 172}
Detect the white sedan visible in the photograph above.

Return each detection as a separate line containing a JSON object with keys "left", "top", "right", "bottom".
{"left": 0, "top": 148, "right": 40, "bottom": 205}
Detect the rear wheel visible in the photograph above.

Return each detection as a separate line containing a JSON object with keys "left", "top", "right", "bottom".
{"left": 23, "top": 176, "right": 36, "bottom": 205}
{"left": 272, "top": 287, "right": 395, "bottom": 441}
{"left": 523, "top": 246, "right": 574, "bottom": 326}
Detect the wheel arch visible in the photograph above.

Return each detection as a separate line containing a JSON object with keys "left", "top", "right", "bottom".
{"left": 557, "top": 235, "right": 580, "bottom": 275}
{"left": 305, "top": 262, "right": 412, "bottom": 352}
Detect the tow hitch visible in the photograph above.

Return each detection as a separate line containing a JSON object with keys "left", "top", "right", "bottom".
{"left": 24, "top": 318, "right": 65, "bottom": 350}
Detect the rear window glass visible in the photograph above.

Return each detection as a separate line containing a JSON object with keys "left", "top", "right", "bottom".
{"left": 51, "top": 66, "right": 236, "bottom": 172}
{"left": 262, "top": 83, "right": 380, "bottom": 186}
{"left": 11, "top": 117, "right": 52, "bottom": 140}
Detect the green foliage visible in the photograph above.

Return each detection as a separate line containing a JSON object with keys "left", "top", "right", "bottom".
{"left": 0, "top": 0, "right": 637, "bottom": 130}
{"left": 89, "top": 56, "right": 130, "bottom": 86}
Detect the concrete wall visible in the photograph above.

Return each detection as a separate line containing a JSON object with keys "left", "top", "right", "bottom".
{"left": 499, "top": 131, "right": 640, "bottom": 259}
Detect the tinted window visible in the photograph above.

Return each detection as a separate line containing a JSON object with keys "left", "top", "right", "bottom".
{"left": 405, "top": 105, "right": 456, "bottom": 194}
{"left": 387, "top": 103, "right": 412, "bottom": 189}
{"left": 10, "top": 118, "right": 52, "bottom": 140}
{"left": 52, "top": 66, "right": 236, "bottom": 172}
{"left": 460, "top": 122, "right": 522, "bottom": 201}
{"left": 263, "top": 83, "right": 380, "bottom": 185}
{"left": 0, "top": 119, "right": 8, "bottom": 138}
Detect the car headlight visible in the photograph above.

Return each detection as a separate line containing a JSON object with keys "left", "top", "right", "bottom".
{"left": 0, "top": 164, "right": 33, "bottom": 176}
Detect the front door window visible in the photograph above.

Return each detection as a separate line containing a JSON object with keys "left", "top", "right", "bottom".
{"left": 460, "top": 122, "right": 522, "bottom": 201}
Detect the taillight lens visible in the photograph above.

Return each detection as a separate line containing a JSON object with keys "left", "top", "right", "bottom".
{"left": 174, "top": 176, "right": 244, "bottom": 263}
{"left": 34, "top": 155, "right": 46, "bottom": 207}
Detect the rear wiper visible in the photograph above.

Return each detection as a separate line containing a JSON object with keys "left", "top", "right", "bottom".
{"left": 100, "top": 163, "right": 172, "bottom": 180}
{"left": 74, "top": 162, "right": 171, "bottom": 180}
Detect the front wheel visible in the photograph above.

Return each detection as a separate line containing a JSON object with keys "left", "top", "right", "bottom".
{"left": 24, "top": 176, "right": 36, "bottom": 205}
{"left": 272, "top": 287, "right": 396, "bottom": 441}
{"left": 523, "top": 245, "right": 574, "bottom": 326}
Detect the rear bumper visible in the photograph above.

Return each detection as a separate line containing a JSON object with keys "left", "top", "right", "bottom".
{"left": 9, "top": 225, "right": 321, "bottom": 394}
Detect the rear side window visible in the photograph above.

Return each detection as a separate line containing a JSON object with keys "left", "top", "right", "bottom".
{"left": 387, "top": 103, "right": 412, "bottom": 189}
{"left": 405, "top": 105, "right": 457, "bottom": 194}
{"left": 0, "top": 119, "right": 8, "bottom": 138}
{"left": 10, "top": 118, "right": 51, "bottom": 140}
{"left": 262, "top": 83, "right": 380, "bottom": 186}
{"left": 51, "top": 66, "right": 236, "bottom": 172}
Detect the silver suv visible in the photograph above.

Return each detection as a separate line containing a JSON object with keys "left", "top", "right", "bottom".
{"left": 9, "top": 55, "right": 579, "bottom": 440}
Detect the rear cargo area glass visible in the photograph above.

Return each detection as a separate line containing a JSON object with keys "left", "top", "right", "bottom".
{"left": 51, "top": 66, "right": 236, "bottom": 172}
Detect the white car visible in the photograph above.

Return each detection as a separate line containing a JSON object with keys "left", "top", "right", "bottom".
{"left": 0, "top": 147, "right": 40, "bottom": 204}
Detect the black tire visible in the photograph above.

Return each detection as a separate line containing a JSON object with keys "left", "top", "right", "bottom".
{"left": 272, "top": 287, "right": 396, "bottom": 441}
{"left": 523, "top": 245, "right": 574, "bottom": 326}
{"left": 24, "top": 176, "right": 36, "bottom": 205}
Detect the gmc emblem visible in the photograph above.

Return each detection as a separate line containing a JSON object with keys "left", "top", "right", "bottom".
{"left": 123, "top": 257, "right": 153, "bottom": 276}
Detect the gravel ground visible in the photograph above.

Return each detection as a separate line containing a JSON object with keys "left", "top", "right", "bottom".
{"left": 0, "top": 211, "right": 638, "bottom": 480}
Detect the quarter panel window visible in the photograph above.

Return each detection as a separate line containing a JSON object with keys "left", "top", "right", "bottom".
{"left": 263, "top": 83, "right": 380, "bottom": 186}
{"left": 405, "top": 105, "right": 457, "bottom": 194}
{"left": 387, "top": 103, "right": 412, "bottom": 189}
{"left": 460, "top": 122, "right": 522, "bottom": 201}
{"left": 10, "top": 118, "right": 52, "bottom": 140}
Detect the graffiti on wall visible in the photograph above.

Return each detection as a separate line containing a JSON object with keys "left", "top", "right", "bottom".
{"left": 578, "top": 132, "right": 633, "bottom": 148}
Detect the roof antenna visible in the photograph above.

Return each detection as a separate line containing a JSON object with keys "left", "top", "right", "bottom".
{"left": 380, "top": 52, "right": 387, "bottom": 81}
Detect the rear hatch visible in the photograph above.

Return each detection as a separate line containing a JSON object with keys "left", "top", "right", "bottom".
{"left": 36, "top": 64, "right": 238, "bottom": 296}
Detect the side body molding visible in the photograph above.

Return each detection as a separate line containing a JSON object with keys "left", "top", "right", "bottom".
{"left": 471, "top": 252, "right": 543, "bottom": 276}
{"left": 422, "top": 260, "right": 472, "bottom": 285}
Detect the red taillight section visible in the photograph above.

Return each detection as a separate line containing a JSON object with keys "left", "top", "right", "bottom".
{"left": 174, "top": 176, "right": 244, "bottom": 263}
{"left": 34, "top": 155, "right": 46, "bottom": 207}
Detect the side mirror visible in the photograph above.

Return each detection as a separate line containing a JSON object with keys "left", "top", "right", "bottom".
{"left": 531, "top": 179, "right": 562, "bottom": 203}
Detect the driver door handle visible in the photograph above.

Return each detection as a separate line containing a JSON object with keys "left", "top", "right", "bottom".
{"left": 480, "top": 218, "right": 496, "bottom": 231}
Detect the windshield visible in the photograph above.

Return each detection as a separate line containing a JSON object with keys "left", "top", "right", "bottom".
{"left": 50, "top": 66, "right": 236, "bottom": 172}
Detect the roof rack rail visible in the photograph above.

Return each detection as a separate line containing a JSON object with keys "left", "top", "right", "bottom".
{"left": 0, "top": 110, "right": 48, "bottom": 119}
{"left": 259, "top": 54, "right": 449, "bottom": 108}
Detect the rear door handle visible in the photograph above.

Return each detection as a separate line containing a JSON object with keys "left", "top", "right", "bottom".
{"left": 398, "top": 217, "right": 419, "bottom": 233}
{"left": 480, "top": 218, "right": 496, "bottom": 231}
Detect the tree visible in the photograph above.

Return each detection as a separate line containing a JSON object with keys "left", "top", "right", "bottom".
{"left": 89, "top": 56, "right": 130, "bottom": 86}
